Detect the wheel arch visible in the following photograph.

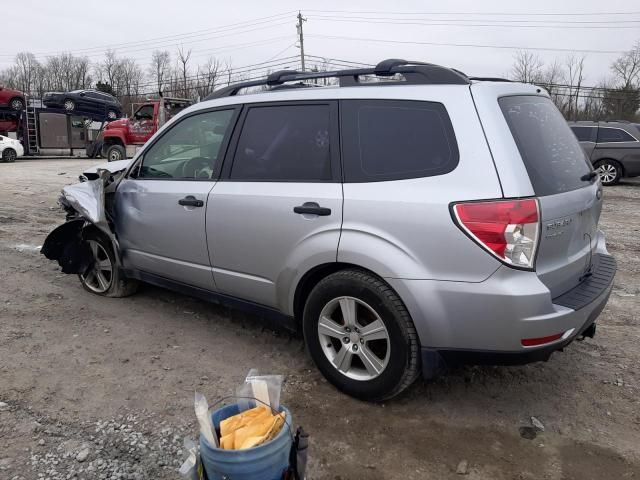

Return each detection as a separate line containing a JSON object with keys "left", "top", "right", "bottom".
{"left": 292, "top": 262, "right": 394, "bottom": 324}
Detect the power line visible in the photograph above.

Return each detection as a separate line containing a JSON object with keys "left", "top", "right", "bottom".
{"left": 309, "top": 16, "right": 640, "bottom": 29}
{"left": 305, "top": 8, "right": 640, "bottom": 17}
{"left": 0, "top": 11, "right": 297, "bottom": 59}
{"left": 306, "top": 34, "right": 630, "bottom": 54}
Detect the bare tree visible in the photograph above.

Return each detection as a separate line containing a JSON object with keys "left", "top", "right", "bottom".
{"left": 150, "top": 50, "right": 170, "bottom": 95}
{"left": 565, "top": 55, "right": 586, "bottom": 120}
{"left": 611, "top": 41, "right": 640, "bottom": 89}
{"left": 14, "top": 52, "right": 40, "bottom": 94}
{"left": 510, "top": 50, "right": 544, "bottom": 83}
{"left": 195, "top": 56, "right": 221, "bottom": 99}
{"left": 177, "top": 46, "right": 192, "bottom": 98}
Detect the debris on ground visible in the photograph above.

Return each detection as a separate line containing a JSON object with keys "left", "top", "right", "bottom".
{"left": 531, "top": 416, "right": 545, "bottom": 432}
{"left": 456, "top": 459, "right": 469, "bottom": 475}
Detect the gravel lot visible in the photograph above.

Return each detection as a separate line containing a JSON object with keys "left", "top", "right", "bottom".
{"left": 1, "top": 158, "right": 639, "bottom": 480}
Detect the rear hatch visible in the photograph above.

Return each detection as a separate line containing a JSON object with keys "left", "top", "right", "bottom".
{"left": 474, "top": 85, "right": 602, "bottom": 298}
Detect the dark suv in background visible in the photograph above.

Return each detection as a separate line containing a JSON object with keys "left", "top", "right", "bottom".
{"left": 569, "top": 121, "right": 640, "bottom": 185}
{"left": 43, "top": 89, "right": 122, "bottom": 120}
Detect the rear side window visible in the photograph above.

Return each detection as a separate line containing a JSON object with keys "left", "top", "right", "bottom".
{"left": 597, "top": 127, "right": 637, "bottom": 143}
{"left": 341, "top": 100, "right": 459, "bottom": 182}
{"left": 571, "top": 126, "right": 596, "bottom": 142}
{"left": 230, "top": 104, "right": 332, "bottom": 182}
{"left": 499, "top": 96, "right": 590, "bottom": 197}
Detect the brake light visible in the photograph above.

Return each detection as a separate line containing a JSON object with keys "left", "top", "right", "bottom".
{"left": 453, "top": 199, "right": 540, "bottom": 270}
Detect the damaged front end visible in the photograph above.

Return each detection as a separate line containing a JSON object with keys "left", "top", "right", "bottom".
{"left": 41, "top": 168, "right": 125, "bottom": 275}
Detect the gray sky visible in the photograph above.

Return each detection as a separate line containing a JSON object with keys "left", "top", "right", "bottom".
{"left": 5, "top": 0, "right": 639, "bottom": 85}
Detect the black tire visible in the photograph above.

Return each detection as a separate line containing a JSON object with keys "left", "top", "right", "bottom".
{"left": 79, "top": 231, "right": 138, "bottom": 298}
{"left": 595, "top": 159, "right": 623, "bottom": 186}
{"left": 9, "top": 97, "right": 24, "bottom": 111}
{"left": 106, "top": 144, "right": 126, "bottom": 162}
{"left": 2, "top": 148, "right": 17, "bottom": 163}
{"left": 303, "top": 269, "right": 420, "bottom": 401}
{"left": 63, "top": 99, "right": 75, "bottom": 111}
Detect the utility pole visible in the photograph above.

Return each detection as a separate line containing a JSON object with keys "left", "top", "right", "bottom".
{"left": 296, "top": 11, "right": 306, "bottom": 72}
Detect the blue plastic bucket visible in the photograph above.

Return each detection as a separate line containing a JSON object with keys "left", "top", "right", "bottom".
{"left": 199, "top": 404, "right": 292, "bottom": 480}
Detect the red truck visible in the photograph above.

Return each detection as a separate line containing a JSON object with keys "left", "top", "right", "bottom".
{"left": 102, "top": 97, "right": 192, "bottom": 161}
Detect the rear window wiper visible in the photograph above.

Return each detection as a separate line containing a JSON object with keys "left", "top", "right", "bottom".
{"left": 581, "top": 171, "right": 598, "bottom": 182}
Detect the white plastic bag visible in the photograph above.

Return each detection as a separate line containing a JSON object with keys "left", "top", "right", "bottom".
{"left": 237, "top": 369, "right": 283, "bottom": 412}
{"left": 194, "top": 391, "right": 218, "bottom": 447}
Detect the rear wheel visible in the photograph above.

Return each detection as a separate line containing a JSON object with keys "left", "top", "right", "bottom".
{"left": 64, "top": 99, "right": 75, "bottom": 111}
{"left": 9, "top": 97, "right": 24, "bottom": 111}
{"left": 303, "top": 269, "right": 420, "bottom": 401}
{"left": 2, "top": 148, "right": 16, "bottom": 163}
{"left": 106, "top": 144, "right": 126, "bottom": 162}
{"left": 595, "top": 159, "right": 622, "bottom": 186}
{"left": 107, "top": 109, "right": 118, "bottom": 120}
{"left": 79, "top": 232, "right": 138, "bottom": 297}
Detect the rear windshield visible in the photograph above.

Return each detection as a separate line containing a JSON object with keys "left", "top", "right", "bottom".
{"left": 499, "top": 96, "right": 591, "bottom": 197}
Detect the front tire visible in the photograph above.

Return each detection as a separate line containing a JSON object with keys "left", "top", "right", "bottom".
{"left": 106, "top": 144, "right": 126, "bottom": 162}
{"left": 303, "top": 269, "right": 420, "bottom": 401}
{"left": 79, "top": 232, "right": 138, "bottom": 297}
{"left": 2, "top": 148, "right": 17, "bottom": 163}
{"left": 64, "top": 99, "right": 75, "bottom": 111}
{"left": 595, "top": 159, "right": 622, "bottom": 186}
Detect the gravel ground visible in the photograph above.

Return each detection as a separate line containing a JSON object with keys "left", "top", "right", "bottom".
{"left": 1, "top": 158, "right": 639, "bottom": 480}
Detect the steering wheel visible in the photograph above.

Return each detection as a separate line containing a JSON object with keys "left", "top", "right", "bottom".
{"left": 181, "top": 156, "right": 212, "bottom": 179}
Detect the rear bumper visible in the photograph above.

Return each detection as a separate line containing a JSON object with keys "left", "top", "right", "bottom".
{"left": 387, "top": 248, "right": 616, "bottom": 378}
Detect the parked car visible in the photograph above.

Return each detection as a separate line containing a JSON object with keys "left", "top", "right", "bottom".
{"left": 0, "top": 86, "right": 26, "bottom": 111}
{"left": 0, "top": 135, "right": 24, "bottom": 162}
{"left": 43, "top": 89, "right": 122, "bottom": 120}
{"left": 42, "top": 60, "right": 616, "bottom": 401}
{"left": 569, "top": 121, "right": 640, "bottom": 185}
{"left": 0, "top": 111, "right": 20, "bottom": 134}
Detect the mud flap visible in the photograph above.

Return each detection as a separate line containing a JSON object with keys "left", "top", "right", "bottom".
{"left": 41, "top": 219, "right": 94, "bottom": 274}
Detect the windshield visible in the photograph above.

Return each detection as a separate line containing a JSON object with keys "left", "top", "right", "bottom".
{"left": 499, "top": 95, "right": 592, "bottom": 197}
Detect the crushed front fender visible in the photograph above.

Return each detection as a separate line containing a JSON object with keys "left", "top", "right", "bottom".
{"left": 41, "top": 219, "right": 93, "bottom": 274}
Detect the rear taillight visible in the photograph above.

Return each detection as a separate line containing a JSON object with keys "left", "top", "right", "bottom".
{"left": 453, "top": 198, "right": 540, "bottom": 270}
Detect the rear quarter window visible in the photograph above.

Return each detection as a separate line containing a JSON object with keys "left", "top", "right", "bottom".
{"left": 499, "top": 96, "right": 591, "bottom": 197}
{"left": 597, "top": 127, "right": 638, "bottom": 143}
{"left": 341, "top": 99, "right": 459, "bottom": 182}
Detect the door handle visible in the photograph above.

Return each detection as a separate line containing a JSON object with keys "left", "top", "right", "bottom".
{"left": 179, "top": 195, "right": 204, "bottom": 207}
{"left": 293, "top": 202, "right": 331, "bottom": 216}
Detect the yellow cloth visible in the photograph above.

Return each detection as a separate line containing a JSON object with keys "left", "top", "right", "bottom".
{"left": 218, "top": 406, "right": 286, "bottom": 450}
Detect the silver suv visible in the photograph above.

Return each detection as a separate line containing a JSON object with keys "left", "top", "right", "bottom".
{"left": 569, "top": 120, "right": 640, "bottom": 185}
{"left": 43, "top": 60, "right": 616, "bottom": 401}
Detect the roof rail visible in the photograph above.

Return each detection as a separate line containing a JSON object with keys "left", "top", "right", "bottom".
{"left": 468, "top": 76, "right": 512, "bottom": 82}
{"left": 205, "top": 58, "right": 469, "bottom": 100}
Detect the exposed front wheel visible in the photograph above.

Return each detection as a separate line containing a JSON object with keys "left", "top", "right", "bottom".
{"left": 595, "top": 159, "right": 622, "bottom": 186}
{"left": 303, "top": 269, "right": 420, "bottom": 401}
{"left": 79, "top": 232, "right": 138, "bottom": 297}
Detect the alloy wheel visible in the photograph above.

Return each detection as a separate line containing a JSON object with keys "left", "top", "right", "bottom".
{"left": 64, "top": 100, "right": 75, "bottom": 111}
{"left": 317, "top": 296, "right": 391, "bottom": 381}
{"left": 80, "top": 240, "right": 113, "bottom": 293}
{"left": 10, "top": 99, "right": 24, "bottom": 110}
{"left": 597, "top": 163, "right": 617, "bottom": 184}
